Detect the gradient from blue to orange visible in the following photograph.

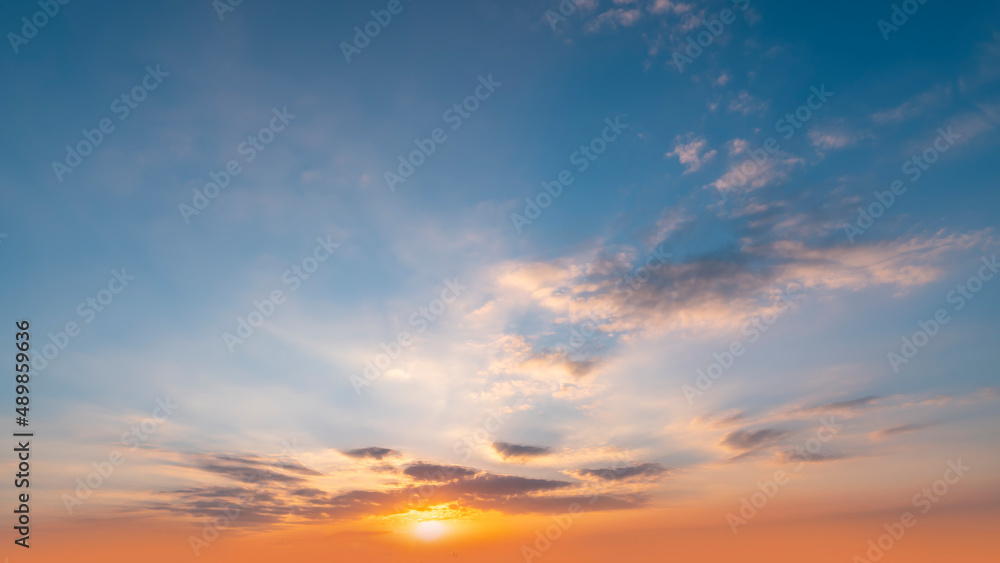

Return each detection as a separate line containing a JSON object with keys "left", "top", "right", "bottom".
{"left": 1, "top": 0, "right": 999, "bottom": 561}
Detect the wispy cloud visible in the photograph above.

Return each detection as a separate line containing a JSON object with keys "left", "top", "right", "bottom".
{"left": 493, "top": 441, "right": 553, "bottom": 461}
{"left": 727, "top": 90, "right": 770, "bottom": 116}
{"left": 573, "top": 462, "right": 669, "bottom": 481}
{"left": 870, "top": 422, "right": 936, "bottom": 441}
{"left": 791, "top": 396, "right": 880, "bottom": 415}
{"left": 872, "top": 85, "right": 951, "bottom": 124}
{"left": 721, "top": 428, "right": 792, "bottom": 451}
{"left": 342, "top": 447, "right": 399, "bottom": 460}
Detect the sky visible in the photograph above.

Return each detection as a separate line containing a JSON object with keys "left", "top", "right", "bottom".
{"left": 1, "top": 0, "right": 999, "bottom": 561}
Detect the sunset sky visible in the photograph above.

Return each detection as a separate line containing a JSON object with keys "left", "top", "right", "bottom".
{"left": 1, "top": 0, "right": 999, "bottom": 561}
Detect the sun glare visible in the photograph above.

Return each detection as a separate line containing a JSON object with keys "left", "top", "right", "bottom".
{"left": 414, "top": 520, "right": 447, "bottom": 541}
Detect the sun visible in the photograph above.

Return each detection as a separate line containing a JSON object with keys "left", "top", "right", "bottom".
{"left": 414, "top": 520, "right": 447, "bottom": 541}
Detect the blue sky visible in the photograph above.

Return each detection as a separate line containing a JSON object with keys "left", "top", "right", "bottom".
{"left": 1, "top": 0, "right": 999, "bottom": 553}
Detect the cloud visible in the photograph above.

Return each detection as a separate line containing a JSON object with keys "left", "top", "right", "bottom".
{"left": 493, "top": 441, "right": 553, "bottom": 460}
{"left": 586, "top": 8, "right": 644, "bottom": 32}
{"left": 194, "top": 464, "right": 307, "bottom": 484}
{"left": 644, "top": 207, "right": 692, "bottom": 246}
{"left": 192, "top": 453, "right": 321, "bottom": 485}
{"left": 695, "top": 410, "right": 749, "bottom": 427}
{"left": 871, "top": 422, "right": 935, "bottom": 441}
{"left": 402, "top": 462, "right": 480, "bottom": 481}
{"left": 666, "top": 135, "right": 717, "bottom": 174}
{"left": 486, "top": 229, "right": 990, "bottom": 385}
{"left": 574, "top": 462, "right": 669, "bottom": 481}
{"left": 464, "top": 493, "right": 647, "bottom": 514}
{"left": 872, "top": 85, "right": 951, "bottom": 124}
{"left": 209, "top": 453, "right": 323, "bottom": 476}
{"left": 792, "top": 396, "right": 880, "bottom": 415}
{"left": 441, "top": 473, "right": 572, "bottom": 496}
{"left": 728, "top": 138, "right": 749, "bottom": 156}
{"left": 809, "top": 132, "right": 853, "bottom": 150}
{"left": 327, "top": 530, "right": 392, "bottom": 538}
{"left": 727, "top": 90, "right": 770, "bottom": 116}
{"left": 778, "top": 450, "right": 850, "bottom": 464}
{"left": 942, "top": 105, "right": 1000, "bottom": 146}
{"left": 481, "top": 334, "right": 605, "bottom": 382}
{"left": 153, "top": 486, "right": 289, "bottom": 525}
{"left": 970, "top": 31, "right": 1000, "bottom": 85}
{"left": 290, "top": 487, "right": 328, "bottom": 498}
{"left": 525, "top": 347, "right": 603, "bottom": 378}
{"left": 342, "top": 447, "right": 399, "bottom": 460}
{"left": 152, "top": 447, "right": 653, "bottom": 526}
{"left": 721, "top": 428, "right": 792, "bottom": 451}
{"left": 767, "top": 231, "right": 986, "bottom": 294}
{"left": 648, "top": 0, "right": 692, "bottom": 15}
{"left": 808, "top": 123, "right": 869, "bottom": 151}
{"left": 708, "top": 150, "right": 805, "bottom": 193}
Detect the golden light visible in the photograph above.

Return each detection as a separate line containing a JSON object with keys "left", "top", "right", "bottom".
{"left": 414, "top": 520, "right": 446, "bottom": 541}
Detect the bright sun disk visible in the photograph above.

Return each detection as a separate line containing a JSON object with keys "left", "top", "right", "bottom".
{"left": 414, "top": 520, "right": 446, "bottom": 541}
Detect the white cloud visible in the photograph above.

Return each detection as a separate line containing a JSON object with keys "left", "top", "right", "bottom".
{"left": 666, "top": 135, "right": 718, "bottom": 174}
{"left": 727, "top": 90, "right": 770, "bottom": 115}
{"left": 648, "top": 0, "right": 692, "bottom": 15}
{"left": 728, "top": 138, "right": 749, "bottom": 156}
{"left": 586, "top": 8, "right": 644, "bottom": 31}
{"left": 810, "top": 133, "right": 852, "bottom": 150}
{"left": 708, "top": 150, "right": 804, "bottom": 193}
